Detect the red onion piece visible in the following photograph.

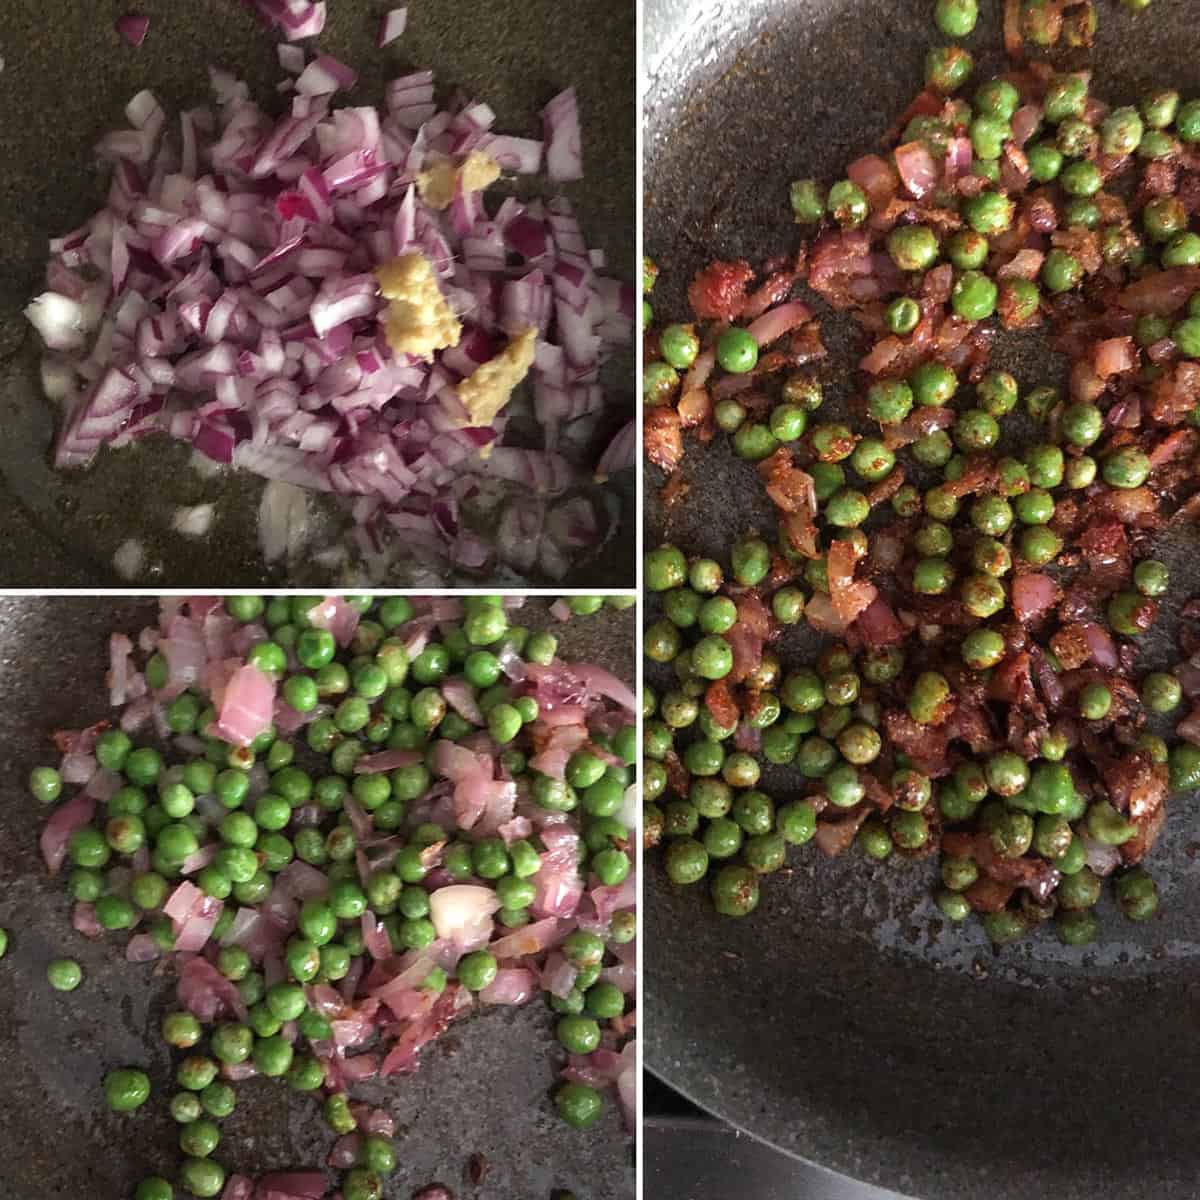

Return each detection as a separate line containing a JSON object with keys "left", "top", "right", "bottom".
{"left": 1177, "top": 705, "right": 1200, "bottom": 746}
{"left": 746, "top": 301, "right": 811, "bottom": 347}
{"left": 178, "top": 954, "right": 248, "bottom": 1023}
{"left": 125, "top": 933, "right": 161, "bottom": 963}
{"left": 41, "top": 793, "right": 97, "bottom": 875}
{"left": 542, "top": 88, "right": 583, "bottom": 182}
{"left": 894, "top": 141, "right": 938, "bottom": 199}
{"left": 73, "top": 901, "right": 103, "bottom": 939}
{"left": 255, "top": 1174, "right": 327, "bottom": 1200}
{"left": 479, "top": 967, "right": 537, "bottom": 1005}
{"left": 242, "top": 0, "right": 328, "bottom": 41}
{"left": 1011, "top": 574, "right": 1059, "bottom": 623}
{"left": 215, "top": 664, "right": 275, "bottom": 747}
{"left": 115, "top": 14, "right": 150, "bottom": 46}
{"left": 219, "top": 1176, "right": 255, "bottom": 1200}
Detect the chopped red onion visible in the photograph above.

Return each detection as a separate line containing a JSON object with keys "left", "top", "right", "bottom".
{"left": 73, "top": 901, "right": 103, "bottom": 939}
{"left": 220, "top": 1176, "right": 255, "bottom": 1200}
{"left": 542, "top": 88, "right": 583, "bottom": 182}
{"left": 29, "top": 42, "right": 629, "bottom": 581}
{"left": 41, "top": 793, "right": 97, "bottom": 875}
{"left": 241, "top": 0, "right": 327, "bottom": 41}
{"left": 479, "top": 967, "right": 537, "bottom": 1005}
{"left": 215, "top": 663, "right": 276, "bottom": 746}
{"left": 125, "top": 933, "right": 161, "bottom": 963}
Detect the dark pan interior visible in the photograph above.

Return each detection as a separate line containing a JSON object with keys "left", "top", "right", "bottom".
{"left": 0, "top": 597, "right": 634, "bottom": 1198}
{"left": 644, "top": 2, "right": 1200, "bottom": 1197}
{"left": 0, "top": 0, "right": 634, "bottom": 587}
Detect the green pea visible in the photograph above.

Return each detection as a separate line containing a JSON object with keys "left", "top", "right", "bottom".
{"left": 935, "top": 0, "right": 977, "bottom": 34}
{"left": 1079, "top": 682, "right": 1113, "bottom": 721}
{"left": 177, "top": 1055, "right": 218, "bottom": 1092}
{"left": 457, "top": 950, "right": 498, "bottom": 991}
{"left": 104, "top": 1067, "right": 151, "bottom": 1113}
{"left": 1042, "top": 249, "right": 1082, "bottom": 294}
{"left": 1102, "top": 446, "right": 1151, "bottom": 489}
{"left": 1178, "top": 99, "right": 1200, "bottom": 143}
{"left": 1086, "top": 800, "right": 1135, "bottom": 846}
{"left": 970, "top": 113, "right": 1011, "bottom": 161}
{"left": 664, "top": 838, "right": 708, "bottom": 886}
{"left": 769, "top": 402, "right": 808, "bottom": 443}
{"left": 910, "top": 361, "right": 958, "bottom": 407}
{"left": 891, "top": 810, "right": 930, "bottom": 850}
{"left": 717, "top": 327, "right": 758, "bottom": 374}
{"left": 908, "top": 672, "right": 950, "bottom": 724}
{"left": 96, "top": 895, "right": 137, "bottom": 930}
{"left": 911, "top": 432, "right": 952, "bottom": 470}
{"left": 1020, "top": 526, "right": 1062, "bottom": 566}
{"left": 925, "top": 44, "right": 974, "bottom": 94}
{"left": 888, "top": 224, "right": 940, "bottom": 272}
{"left": 645, "top": 545, "right": 687, "bottom": 592}
{"left": 962, "top": 191, "right": 1013, "bottom": 236}
{"left": 866, "top": 379, "right": 914, "bottom": 425}
{"left": 179, "top": 1159, "right": 225, "bottom": 1199}
{"left": 825, "top": 488, "right": 870, "bottom": 528}
{"left": 1141, "top": 89, "right": 1179, "bottom": 130}
{"left": 1174, "top": 316, "right": 1200, "bottom": 358}
{"left": 1014, "top": 488, "right": 1054, "bottom": 525}
{"left": 710, "top": 863, "right": 760, "bottom": 917}
{"left": 1061, "top": 160, "right": 1102, "bottom": 198}
{"left": 1140, "top": 129, "right": 1179, "bottom": 161}
{"left": 1116, "top": 868, "right": 1159, "bottom": 922}
{"left": 1144, "top": 196, "right": 1187, "bottom": 242}
{"left": 659, "top": 323, "right": 700, "bottom": 370}
{"left": 789, "top": 178, "right": 827, "bottom": 223}
{"left": 976, "top": 78, "right": 1020, "bottom": 120}
{"left": 913, "top": 557, "right": 955, "bottom": 595}
{"left": 885, "top": 296, "right": 921, "bottom": 335}
{"left": 828, "top": 179, "right": 870, "bottom": 228}
{"left": 170, "top": 1089, "right": 202, "bottom": 1124}
{"left": 1026, "top": 141, "right": 1062, "bottom": 183}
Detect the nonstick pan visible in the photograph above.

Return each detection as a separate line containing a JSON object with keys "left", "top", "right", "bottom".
{"left": 0, "top": 596, "right": 634, "bottom": 1199}
{"left": 644, "top": 2, "right": 1200, "bottom": 1197}
{"left": 0, "top": 0, "right": 634, "bottom": 587}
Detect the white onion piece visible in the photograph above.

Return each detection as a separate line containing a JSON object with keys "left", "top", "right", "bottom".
{"left": 24, "top": 294, "right": 89, "bottom": 352}
{"left": 1080, "top": 834, "right": 1122, "bottom": 878}
{"left": 258, "top": 479, "right": 308, "bottom": 564}
{"left": 618, "top": 783, "right": 639, "bottom": 831}
{"left": 378, "top": 8, "right": 407, "bottom": 46}
{"left": 40, "top": 358, "right": 77, "bottom": 404}
{"left": 617, "top": 1041, "right": 636, "bottom": 1131}
{"left": 172, "top": 504, "right": 215, "bottom": 537}
{"left": 428, "top": 884, "right": 499, "bottom": 946}
{"left": 277, "top": 44, "right": 305, "bottom": 74}
{"left": 112, "top": 537, "right": 145, "bottom": 579}
{"left": 189, "top": 452, "right": 224, "bottom": 479}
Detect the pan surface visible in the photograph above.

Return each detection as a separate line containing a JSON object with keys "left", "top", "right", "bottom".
{"left": 0, "top": 596, "right": 635, "bottom": 1198}
{"left": 644, "top": 2, "right": 1200, "bottom": 1197}
{"left": 0, "top": 0, "right": 634, "bottom": 587}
